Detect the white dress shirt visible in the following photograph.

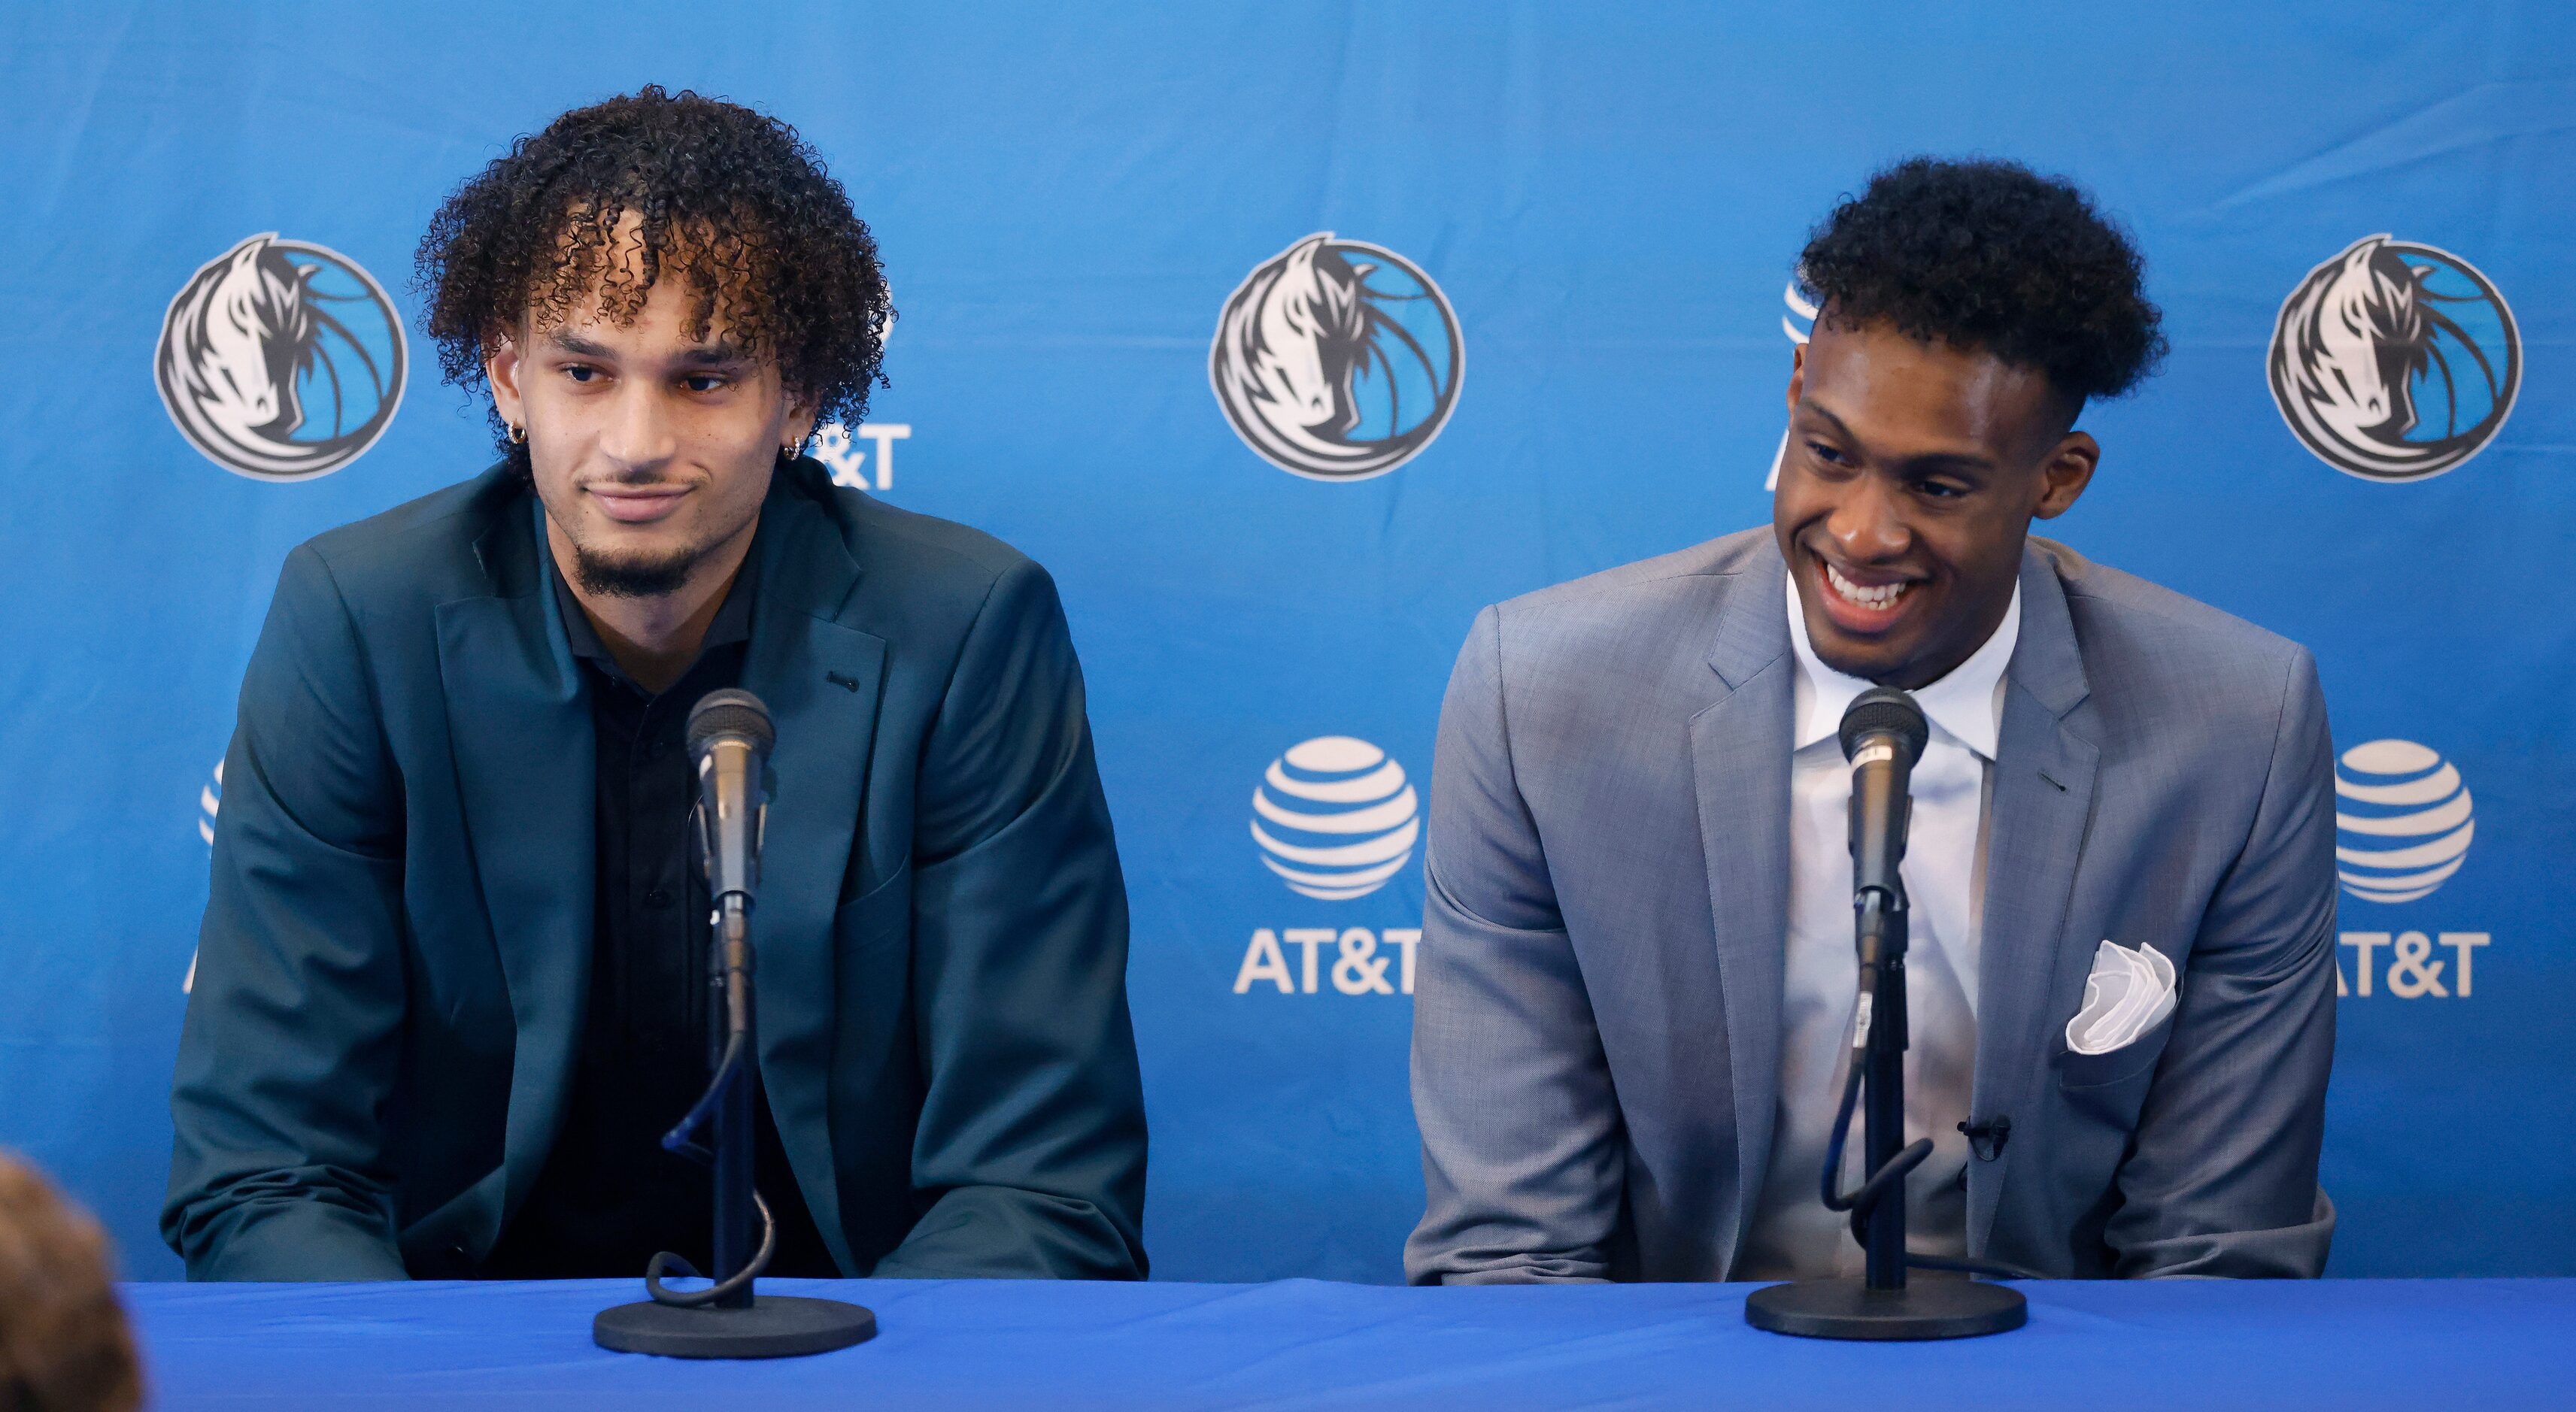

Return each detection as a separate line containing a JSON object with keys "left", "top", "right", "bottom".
{"left": 1736, "top": 573, "right": 2021, "bottom": 1280}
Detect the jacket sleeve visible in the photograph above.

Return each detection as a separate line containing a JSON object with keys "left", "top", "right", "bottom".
{"left": 1403, "top": 605, "right": 1625, "bottom": 1284}
{"left": 869, "top": 559, "right": 1149, "bottom": 1279}
{"left": 2107, "top": 646, "right": 2338, "bottom": 1277}
{"left": 162, "top": 544, "right": 412, "bottom": 1280}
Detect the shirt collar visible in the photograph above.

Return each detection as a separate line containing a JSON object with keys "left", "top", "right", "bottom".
{"left": 1785, "top": 568, "right": 2020, "bottom": 761}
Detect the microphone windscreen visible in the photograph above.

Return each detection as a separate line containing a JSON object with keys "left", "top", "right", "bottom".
{"left": 1838, "top": 686, "right": 1928, "bottom": 766}
{"left": 687, "top": 688, "right": 776, "bottom": 759}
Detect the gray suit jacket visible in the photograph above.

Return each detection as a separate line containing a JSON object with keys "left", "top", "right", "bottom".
{"left": 1406, "top": 529, "right": 2337, "bottom": 1283}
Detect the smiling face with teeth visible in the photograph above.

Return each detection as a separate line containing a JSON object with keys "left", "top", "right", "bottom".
{"left": 1773, "top": 316, "right": 2102, "bottom": 689}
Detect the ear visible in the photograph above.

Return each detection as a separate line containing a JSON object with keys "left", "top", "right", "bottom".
{"left": 486, "top": 332, "right": 526, "bottom": 431}
{"left": 2031, "top": 431, "right": 2100, "bottom": 520}
{"left": 781, "top": 392, "right": 821, "bottom": 451}
{"left": 1787, "top": 341, "right": 1807, "bottom": 408}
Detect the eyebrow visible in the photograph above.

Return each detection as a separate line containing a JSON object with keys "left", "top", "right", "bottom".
{"left": 1795, "top": 398, "right": 1998, "bottom": 474}
{"left": 545, "top": 330, "right": 615, "bottom": 359}
{"left": 543, "top": 330, "right": 751, "bottom": 368}
{"left": 670, "top": 343, "right": 751, "bottom": 368}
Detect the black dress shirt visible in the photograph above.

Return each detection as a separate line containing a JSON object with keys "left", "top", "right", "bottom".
{"left": 479, "top": 538, "right": 835, "bottom": 1278}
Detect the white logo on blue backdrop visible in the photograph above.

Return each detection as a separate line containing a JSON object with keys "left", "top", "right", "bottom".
{"left": 812, "top": 422, "right": 913, "bottom": 491}
{"left": 1250, "top": 737, "right": 1419, "bottom": 900}
{"left": 185, "top": 758, "right": 222, "bottom": 993}
{"left": 198, "top": 758, "right": 222, "bottom": 845}
{"left": 2268, "top": 235, "right": 2519, "bottom": 483}
{"left": 156, "top": 233, "right": 405, "bottom": 481}
{"left": 1210, "top": 233, "right": 1463, "bottom": 481}
{"left": 2335, "top": 738, "right": 2474, "bottom": 904}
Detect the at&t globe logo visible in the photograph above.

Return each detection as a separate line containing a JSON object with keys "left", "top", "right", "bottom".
{"left": 187, "top": 757, "right": 223, "bottom": 994}
{"left": 2334, "top": 738, "right": 2473, "bottom": 904}
{"left": 1210, "top": 233, "right": 1463, "bottom": 481}
{"left": 2268, "top": 235, "right": 2519, "bottom": 482}
{"left": 156, "top": 232, "right": 406, "bottom": 480}
{"left": 1251, "top": 736, "right": 1418, "bottom": 900}
{"left": 199, "top": 758, "right": 223, "bottom": 845}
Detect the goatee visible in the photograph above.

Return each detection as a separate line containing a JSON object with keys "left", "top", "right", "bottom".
{"left": 572, "top": 543, "right": 702, "bottom": 598}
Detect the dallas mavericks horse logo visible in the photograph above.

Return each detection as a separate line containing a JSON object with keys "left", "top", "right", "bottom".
{"left": 2268, "top": 235, "right": 2518, "bottom": 482}
{"left": 156, "top": 233, "right": 406, "bottom": 480}
{"left": 1209, "top": 233, "right": 1463, "bottom": 480}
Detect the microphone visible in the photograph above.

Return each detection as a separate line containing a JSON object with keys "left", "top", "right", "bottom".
{"left": 687, "top": 689, "right": 774, "bottom": 909}
{"left": 1840, "top": 686, "right": 1928, "bottom": 911}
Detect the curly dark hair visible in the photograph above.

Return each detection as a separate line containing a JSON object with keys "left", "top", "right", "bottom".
{"left": 1798, "top": 156, "right": 2165, "bottom": 408}
{"left": 414, "top": 86, "right": 889, "bottom": 452}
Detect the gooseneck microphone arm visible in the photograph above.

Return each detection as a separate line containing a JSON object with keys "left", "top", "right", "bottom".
{"left": 644, "top": 895, "right": 774, "bottom": 1310}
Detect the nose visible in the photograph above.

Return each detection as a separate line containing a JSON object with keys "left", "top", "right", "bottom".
{"left": 1824, "top": 471, "right": 1912, "bottom": 563}
{"left": 597, "top": 380, "right": 678, "bottom": 475}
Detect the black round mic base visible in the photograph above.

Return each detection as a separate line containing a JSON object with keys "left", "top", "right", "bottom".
{"left": 594, "top": 1295, "right": 877, "bottom": 1359}
{"left": 1745, "top": 1277, "right": 2025, "bottom": 1341}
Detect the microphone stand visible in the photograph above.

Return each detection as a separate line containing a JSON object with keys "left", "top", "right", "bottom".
{"left": 707, "top": 896, "right": 759, "bottom": 1310}
{"left": 594, "top": 731, "right": 877, "bottom": 1359}
{"left": 1853, "top": 887, "right": 1915, "bottom": 1294}
{"left": 1745, "top": 692, "right": 2026, "bottom": 1341}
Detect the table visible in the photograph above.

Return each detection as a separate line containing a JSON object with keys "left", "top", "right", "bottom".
{"left": 126, "top": 1277, "right": 2571, "bottom": 1409}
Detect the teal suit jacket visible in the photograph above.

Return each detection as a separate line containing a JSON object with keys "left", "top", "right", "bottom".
{"left": 165, "top": 460, "right": 1148, "bottom": 1281}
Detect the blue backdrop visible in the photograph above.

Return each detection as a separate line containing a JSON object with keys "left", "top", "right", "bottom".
{"left": 3, "top": 1, "right": 2568, "bottom": 1282}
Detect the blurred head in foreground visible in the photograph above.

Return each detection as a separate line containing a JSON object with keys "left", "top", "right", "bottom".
{"left": 0, "top": 1153, "right": 140, "bottom": 1412}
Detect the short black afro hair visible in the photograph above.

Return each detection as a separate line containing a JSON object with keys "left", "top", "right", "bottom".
{"left": 1798, "top": 156, "right": 2165, "bottom": 408}
{"left": 415, "top": 86, "right": 889, "bottom": 449}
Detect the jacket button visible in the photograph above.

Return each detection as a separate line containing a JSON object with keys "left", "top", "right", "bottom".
{"left": 645, "top": 888, "right": 674, "bottom": 908}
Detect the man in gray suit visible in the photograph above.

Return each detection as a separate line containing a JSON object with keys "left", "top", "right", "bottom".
{"left": 1408, "top": 158, "right": 2336, "bottom": 1283}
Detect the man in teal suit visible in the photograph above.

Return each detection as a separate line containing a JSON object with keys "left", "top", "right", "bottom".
{"left": 164, "top": 89, "right": 1147, "bottom": 1281}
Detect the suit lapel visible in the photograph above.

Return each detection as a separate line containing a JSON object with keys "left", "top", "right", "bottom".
{"left": 433, "top": 492, "right": 596, "bottom": 1235}
{"left": 1688, "top": 547, "right": 1794, "bottom": 1277}
{"left": 1968, "top": 546, "right": 2100, "bottom": 1253}
{"left": 737, "top": 469, "right": 888, "bottom": 1271}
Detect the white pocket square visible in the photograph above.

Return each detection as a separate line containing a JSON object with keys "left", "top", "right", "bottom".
{"left": 2065, "top": 940, "right": 2177, "bottom": 1056}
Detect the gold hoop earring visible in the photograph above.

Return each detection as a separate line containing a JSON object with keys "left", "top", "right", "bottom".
{"left": 783, "top": 438, "right": 803, "bottom": 461}
{"left": 506, "top": 423, "right": 526, "bottom": 445}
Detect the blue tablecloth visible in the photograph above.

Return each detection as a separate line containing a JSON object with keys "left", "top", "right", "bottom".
{"left": 126, "top": 1277, "right": 2571, "bottom": 1409}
